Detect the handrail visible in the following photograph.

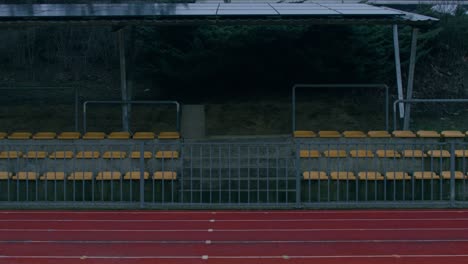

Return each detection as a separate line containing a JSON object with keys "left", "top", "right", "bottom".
{"left": 393, "top": 99, "right": 468, "bottom": 130}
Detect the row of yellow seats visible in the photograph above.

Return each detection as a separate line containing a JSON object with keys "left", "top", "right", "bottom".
{"left": 0, "top": 171, "right": 177, "bottom": 180}
{"left": 294, "top": 130, "right": 468, "bottom": 138}
{"left": 300, "top": 149, "right": 468, "bottom": 158}
{"left": 303, "top": 171, "right": 467, "bottom": 180}
{"left": 0, "top": 151, "right": 179, "bottom": 159}
{"left": 0, "top": 132, "right": 180, "bottom": 140}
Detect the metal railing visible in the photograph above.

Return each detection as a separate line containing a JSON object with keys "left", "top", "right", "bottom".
{"left": 0, "top": 140, "right": 467, "bottom": 208}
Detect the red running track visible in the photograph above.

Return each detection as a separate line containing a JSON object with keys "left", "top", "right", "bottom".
{"left": 1, "top": 210, "right": 468, "bottom": 264}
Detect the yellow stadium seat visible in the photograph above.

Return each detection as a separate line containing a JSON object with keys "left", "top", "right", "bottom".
{"left": 133, "top": 132, "right": 156, "bottom": 140}
{"left": 330, "top": 171, "right": 356, "bottom": 180}
{"left": 153, "top": 171, "right": 177, "bottom": 180}
{"left": 413, "top": 171, "right": 440, "bottom": 180}
{"left": 57, "top": 132, "right": 81, "bottom": 140}
{"left": 0, "top": 151, "right": 22, "bottom": 159}
{"left": 130, "top": 151, "right": 153, "bottom": 159}
{"left": 23, "top": 151, "right": 47, "bottom": 159}
{"left": 455, "top": 150, "right": 468, "bottom": 158}
{"left": 376, "top": 150, "right": 401, "bottom": 158}
{"left": 33, "top": 132, "right": 56, "bottom": 140}
{"left": 324, "top": 150, "right": 347, "bottom": 158}
{"left": 303, "top": 171, "right": 328, "bottom": 180}
{"left": 76, "top": 151, "right": 100, "bottom": 159}
{"left": 40, "top": 172, "right": 66, "bottom": 180}
{"left": 392, "top": 130, "right": 416, "bottom": 138}
{"left": 102, "top": 151, "right": 127, "bottom": 159}
{"left": 155, "top": 151, "right": 179, "bottom": 159}
{"left": 385, "top": 172, "right": 411, "bottom": 180}
{"left": 8, "top": 132, "right": 32, "bottom": 140}
{"left": 350, "top": 150, "right": 374, "bottom": 158}
{"left": 108, "top": 132, "right": 131, "bottom": 139}
{"left": 83, "top": 132, "right": 106, "bottom": 140}
{"left": 358, "top": 171, "right": 384, "bottom": 180}
{"left": 49, "top": 151, "right": 74, "bottom": 159}
{"left": 12, "top": 172, "right": 37, "bottom": 180}
{"left": 293, "top": 130, "right": 316, "bottom": 138}
{"left": 368, "top": 131, "right": 391, "bottom": 138}
{"left": 402, "top": 150, "right": 427, "bottom": 158}
{"left": 0, "top": 132, "right": 6, "bottom": 139}
{"left": 343, "top": 131, "right": 366, "bottom": 138}
{"left": 124, "top": 171, "right": 150, "bottom": 180}
{"left": 427, "top": 150, "right": 451, "bottom": 158}
{"left": 96, "top": 171, "right": 121, "bottom": 180}
{"left": 318, "top": 131, "right": 341, "bottom": 138}
{"left": 416, "top": 130, "right": 440, "bottom": 138}
{"left": 441, "top": 130, "right": 465, "bottom": 138}
{"left": 0, "top": 171, "right": 12, "bottom": 180}
{"left": 158, "top": 132, "right": 181, "bottom": 140}
{"left": 68, "top": 172, "right": 93, "bottom": 180}
{"left": 300, "top": 150, "right": 321, "bottom": 158}
{"left": 441, "top": 171, "right": 465, "bottom": 180}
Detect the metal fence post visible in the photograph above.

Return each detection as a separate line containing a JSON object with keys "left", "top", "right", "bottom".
{"left": 139, "top": 141, "right": 145, "bottom": 208}
{"left": 450, "top": 142, "right": 456, "bottom": 207}
{"left": 295, "top": 143, "right": 302, "bottom": 208}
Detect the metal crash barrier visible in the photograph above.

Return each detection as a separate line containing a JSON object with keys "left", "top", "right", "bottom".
{"left": 0, "top": 140, "right": 467, "bottom": 208}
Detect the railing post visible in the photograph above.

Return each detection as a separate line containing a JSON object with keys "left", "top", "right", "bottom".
{"left": 295, "top": 143, "right": 302, "bottom": 208}
{"left": 139, "top": 141, "right": 145, "bottom": 208}
{"left": 450, "top": 142, "right": 456, "bottom": 207}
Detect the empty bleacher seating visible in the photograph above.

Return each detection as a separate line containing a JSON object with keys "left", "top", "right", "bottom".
{"left": 293, "top": 130, "right": 316, "bottom": 138}
{"left": 103, "top": 151, "right": 127, "bottom": 159}
{"left": 455, "top": 150, "right": 468, "bottom": 158}
{"left": 12, "top": 172, "right": 37, "bottom": 180}
{"left": 343, "top": 131, "right": 366, "bottom": 138}
{"left": 303, "top": 171, "right": 328, "bottom": 180}
{"left": 158, "top": 132, "right": 180, "bottom": 140}
{"left": 318, "top": 131, "right": 341, "bottom": 138}
{"left": 427, "top": 150, "right": 451, "bottom": 158}
{"left": 324, "top": 150, "right": 347, "bottom": 158}
{"left": 416, "top": 130, "right": 440, "bottom": 138}
{"left": 57, "top": 132, "right": 81, "bottom": 140}
{"left": 441, "top": 171, "right": 465, "bottom": 180}
{"left": 76, "top": 151, "right": 100, "bottom": 159}
{"left": 133, "top": 132, "right": 156, "bottom": 140}
{"left": 68, "top": 172, "right": 93, "bottom": 180}
{"left": 153, "top": 171, "right": 177, "bottom": 180}
{"left": 330, "top": 171, "right": 356, "bottom": 180}
{"left": 376, "top": 150, "right": 401, "bottom": 158}
{"left": 392, "top": 130, "right": 416, "bottom": 138}
{"left": 83, "top": 132, "right": 106, "bottom": 140}
{"left": 350, "top": 150, "right": 374, "bottom": 158}
{"left": 108, "top": 132, "right": 131, "bottom": 139}
{"left": 0, "top": 151, "right": 22, "bottom": 159}
{"left": 23, "top": 151, "right": 48, "bottom": 159}
{"left": 33, "top": 132, "right": 56, "bottom": 140}
{"left": 402, "top": 150, "right": 427, "bottom": 158}
{"left": 155, "top": 151, "right": 179, "bottom": 159}
{"left": 441, "top": 130, "right": 465, "bottom": 138}
{"left": 358, "top": 171, "right": 384, "bottom": 180}
{"left": 124, "top": 171, "right": 150, "bottom": 180}
{"left": 49, "top": 151, "right": 74, "bottom": 159}
{"left": 8, "top": 132, "right": 32, "bottom": 140}
{"left": 96, "top": 171, "right": 121, "bottom": 180}
{"left": 40, "top": 172, "right": 66, "bottom": 180}
{"left": 130, "top": 151, "right": 153, "bottom": 159}
{"left": 368, "top": 131, "right": 391, "bottom": 138}
{"left": 413, "top": 171, "right": 440, "bottom": 180}
{"left": 0, "top": 132, "right": 6, "bottom": 139}
{"left": 300, "top": 150, "right": 320, "bottom": 158}
{"left": 0, "top": 171, "right": 12, "bottom": 179}
{"left": 385, "top": 172, "right": 411, "bottom": 180}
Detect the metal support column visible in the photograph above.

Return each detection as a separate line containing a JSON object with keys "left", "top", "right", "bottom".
{"left": 118, "top": 29, "right": 129, "bottom": 132}
{"left": 403, "top": 28, "right": 419, "bottom": 130}
{"left": 393, "top": 25, "right": 405, "bottom": 120}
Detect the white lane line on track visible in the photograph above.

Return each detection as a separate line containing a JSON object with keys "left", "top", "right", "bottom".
{"left": 3, "top": 239, "right": 468, "bottom": 244}
{"left": 1, "top": 210, "right": 467, "bottom": 214}
{"left": 2, "top": 227, "right": 468, "bottom": 232}
{"left": 3, "top": 254, "right": 468, "bottom": 259}
{"left": 1, "top": 218, "right": 468, "bottom": 222}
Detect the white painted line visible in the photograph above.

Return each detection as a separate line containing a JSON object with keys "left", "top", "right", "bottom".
{"left": 3, "top": 239, "right": 468, "bottom": 244}
{"left": 2, "top": 254, "right": 468, "bottom": 260}
{"left": 2, "top": 227, "right": 468, "bottom": 232}
{"left": 2, "top": 218, "right": 468, "bottom": 222}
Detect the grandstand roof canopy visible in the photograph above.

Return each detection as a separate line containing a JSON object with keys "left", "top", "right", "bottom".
{"left": 0, "top": 2, "right": 437, "bottom": 26}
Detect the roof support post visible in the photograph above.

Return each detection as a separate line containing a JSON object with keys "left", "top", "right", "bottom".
{"left": 118, "top": 28, "right": 129, "bottom": 132}
{"left": 392, "top": 24, "right": 405, "bottom": 122}
{"left": 403, "top": 27, "right": 419, "bottom": 130}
